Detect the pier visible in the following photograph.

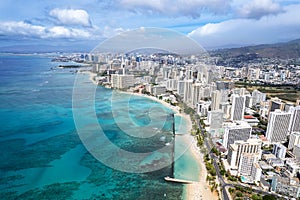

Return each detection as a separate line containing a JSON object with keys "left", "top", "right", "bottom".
{"left": 164, "top": 176, "right": 193, "bottom": 184}
{"left": 164, "top": 114, "right": 194, "bottom": 184}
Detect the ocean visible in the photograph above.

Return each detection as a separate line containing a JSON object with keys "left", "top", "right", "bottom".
{"left": 0, "top": 54, "right": 199, "bottom": 199}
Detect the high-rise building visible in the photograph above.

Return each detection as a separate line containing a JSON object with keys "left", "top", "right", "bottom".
{"left": 211, "top": 90, "right": 221, "bottom": 110}
{"left": 285, "top": 104, "right": 294, "bottom": 112}
{"left": 227, "top": 138, "right": 262, "bottom": 170}
{"left": 196, "top": 101, "right": 210, "bottom": 117}
{"left": 268, "top": 98, "right": 285, "bottom": 117}
{"left": 207, "top": 110, "right": 224, "bottom": 130}
{"left": 230, "top": 94, "right": 246, "bottom": 121}
{"left": 271, "top": 175, "right": 300, "bottom": 198}
{"left": 252, "top": 90, "right": 266, "bottom": 105}
{"left": 183, "top": 80, "right": 193, "bottom": 104}
{"left": 220, "top": 102, "right": 231, "bottom": 119}
{"left": 191, "top": 83, "right": 202, "bottom": 107}
{"left": 293, "top": 144, "right": 300, "bottom": 162}
{"left": 289, "top": 106, "right": 300, "bottom": 133}
{"left": 177, "top": 80, "right": 185, "bottom": 96}
{"left": 201, "top": 86, "right": 211, "bottom": 100}
{"left": 288, "top": 132, "right": 300, "bottom": 150}
{"left": 266, "top": 110, "right": 292, "bottom": 143}
{"left": 238, "top": 153, "right": 260, "bottom": 176}
{"left": 166, "top": 79, "right": 178, "bottom": 91}
{"left": 286, "top": 160, "right": 300, "bottom": 177}
{"left": 220, "top": 89, "right": 229, "bottom": 103}
{"left": 152, "top": 85, "right": 166, "bottom": 96}
{"left": 251, "top": 163, "right": 262, "bottom": 184}
{"left": 245, "top": 95, "right": 253, "bottom": 108}
{"left": 272, "top": 143, "right": 287, "bottom": 159}
{"left": 111, "top": 74, "right": 135, "bottom": 89}
{"left": 216, "top": 81, "right": 234, "bottom": 90}
{"left": 223, "top": 121, "right": 252, "bottom": 150}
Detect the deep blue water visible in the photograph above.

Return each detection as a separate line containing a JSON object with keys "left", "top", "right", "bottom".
{"left": 0, "top": 54, "right": 193, "bottom": 199}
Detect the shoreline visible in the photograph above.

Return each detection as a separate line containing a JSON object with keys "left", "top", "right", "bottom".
{"left": 129, "top": 93, "right": 218, "bottom": 200}
{"left": 184, "top": 137, "right": 218, "bottom": 200}
{"left": 87, "top": 72, "right": 217, "bottom": 200}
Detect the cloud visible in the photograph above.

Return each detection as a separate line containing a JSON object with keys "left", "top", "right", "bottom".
{"left": 119, "top": 0, "right": 231, "bottom": 18}
{"left": 49, "top": 8, "right": 91, "bottom": 26}
{"left": 46, "top": 26, "right": 91, "bottom": 38}
{"left": 237, "top": 0, "right": 283, "bottom": 19}
{"left": 102, "top": 26, "right": 128, "bottom": 38}
{"left": 188, "top": 4, "right": 300, "bottom": 48}
{"left": 0, "top": 21, "right": 92, "bottom": 39}
{"left": 0, "top": 21, "right": 46, "bottom": 38}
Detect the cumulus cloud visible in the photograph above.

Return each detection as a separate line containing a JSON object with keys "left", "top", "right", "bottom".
{"left": 0, "top": 21, "right": 45, "bottom": 38}
{"left": 0, "top": 21, "right": 92, "bottom": 39}
{"left": 237, "top": 0, "right": 283, "bottom": 19}
{"left": 102, "top": 26, "right": 128, "bottom": 38}
{"left": 46, "top": 26, "right": 91, "bottom": 38}
{"left": 119, "top": 0, "right": 231, "bottom": 17}
{"left": 188, "top": 4, "right": 300, "bottom": 48}
{"left": 49, "top": 8, "right": 91, "bottom": 26}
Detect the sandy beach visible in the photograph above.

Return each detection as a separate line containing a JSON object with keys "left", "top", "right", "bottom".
{"left": 124, "top": 92, "right": 218, "bottom": 200}
{"left": 184, "top": 138, "right": 219, "bottom": 200}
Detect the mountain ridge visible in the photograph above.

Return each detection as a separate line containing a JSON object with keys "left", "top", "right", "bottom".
{"left": 211, "top": 39, "right": 300, "bottom": 59}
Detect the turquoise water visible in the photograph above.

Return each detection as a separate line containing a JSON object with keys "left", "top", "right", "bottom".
{"left": 0, "top": 55, "right": 199, "bottom": 199}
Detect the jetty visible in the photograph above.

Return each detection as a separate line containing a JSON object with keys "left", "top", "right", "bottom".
{"left": 164, "top": 114, "right": 193, "bottom": 184}
{"left": 164, "top": 176, "right": 193, "bottom": 184}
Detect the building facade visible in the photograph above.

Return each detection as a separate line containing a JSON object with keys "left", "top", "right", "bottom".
{"left": 272, "top": 143, "right": 287, "bottom": 159}
{"left": 271, "top": 175, "right": 300, "bottom": 198}
{"left": 230, "top": 94, "right": 246, "bottom": 121}
{"left": 289, "top": 106, "right": 300, "bottom": 133}
{"left": 227, "top": 138, "right": 262, "bottom": 170}
{"left": 223, "top": 121, "right": 252, "bottom": 150}
{"left": 266, "top": 110, "right": 292, "bottom": 143}
{"left": 288, "top": 132, "right": 300, "bottom": 150}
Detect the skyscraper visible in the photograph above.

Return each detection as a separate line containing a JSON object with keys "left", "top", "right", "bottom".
{"left": 177, "top": 80, "right": 185, "bottom": 96}
{"left": 238, "top": 153, "right": 260, "bottom": 177}
{"left": 208, "top": 110, "right": 224, "bottom": 130}
{"left": 230, "top": 94, "right": 246, "bottom": 121}
{"left": 227, "top": 138, "right": 262, "bottom": 170}
{"left": 223, "top": 121, "right": 252, "bottom": 150}
{"left": 266, "top": 110, "right": 292, "bottom": 143}
{"left": 211, "top": 90, "right": 221, "bottom": 111}
{"left": 245, "top": 95, "right": 253, "bottom": 108}
{"left": 111, "top": 74, "right": 135, "bottom": 89}
{"left": 183, "top": 79, "right": 193, "bottom": 104}
{"left": 289, "top": 106, "right": 300, "bottom": 133}
{"left": 191, "top": 83, "right": 202, "bottom": 107}
{"left": 252, "top": 90, "right": 266, "bottom": 105}
{"left": 268, "top": 98, "right": 285, "bottom": 118}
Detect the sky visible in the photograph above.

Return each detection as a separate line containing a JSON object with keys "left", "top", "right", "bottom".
{"left": 1, "top": 0, "right": 300, "bottom": 51}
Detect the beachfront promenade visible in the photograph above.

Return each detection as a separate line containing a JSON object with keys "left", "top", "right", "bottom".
{"left": 194, "top": 114, "right": 230, "bottom": 200}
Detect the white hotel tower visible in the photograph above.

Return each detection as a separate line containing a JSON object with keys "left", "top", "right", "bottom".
{"left": 266, "top": 109, "right": 292, "bottom": 143}
{"left": 289, "top": 106, "right": 300, "bottom": 133}
{"left": 223, "top": 121, "right": 252, "bottom": 150}
{"left": 230, "top": 94, "right": 246, "bottom": 121}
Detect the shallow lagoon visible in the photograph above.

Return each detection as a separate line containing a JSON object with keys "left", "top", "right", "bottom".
{"left": 0, "top": 55, "right": 198, "bottom": 199}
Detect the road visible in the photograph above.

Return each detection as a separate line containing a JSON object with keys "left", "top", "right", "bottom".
{"left": 194, "top": 115, "right": 230, "bottom": 200}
